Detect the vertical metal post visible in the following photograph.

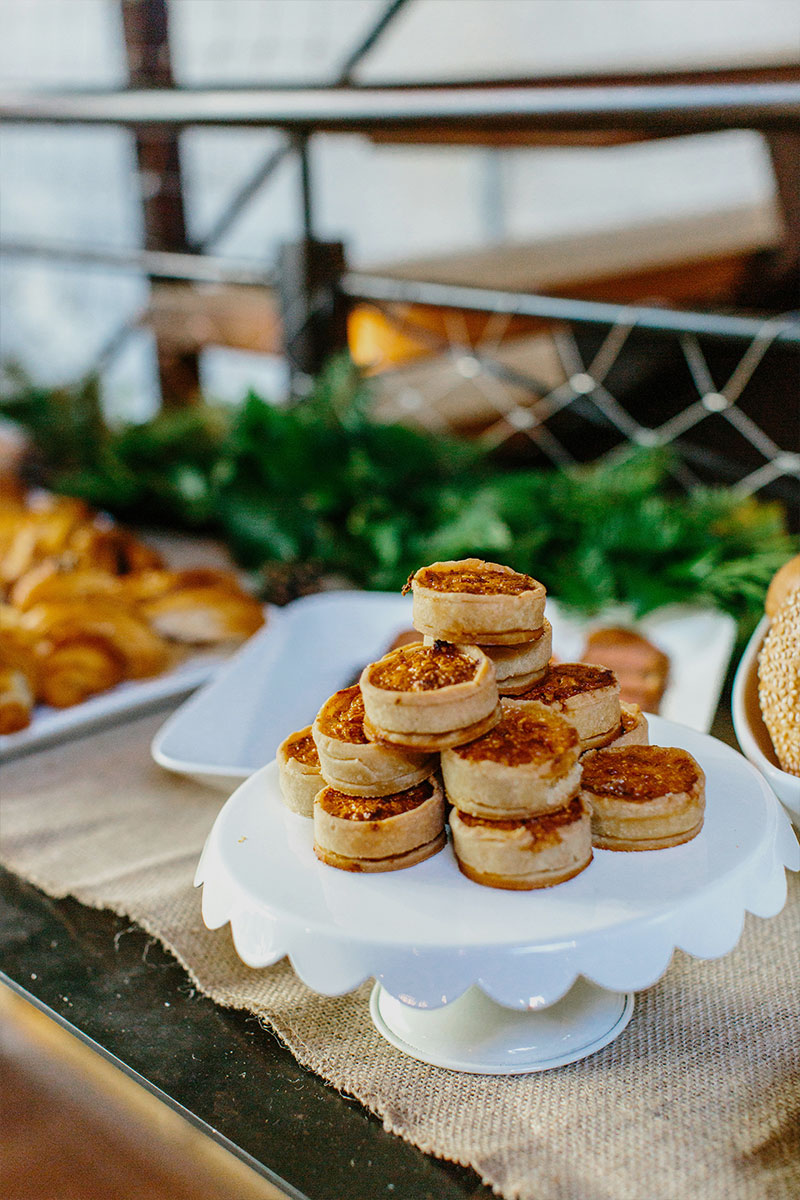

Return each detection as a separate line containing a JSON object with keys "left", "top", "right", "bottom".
{"left": 277, "top": 134, "right": 347, "bottom": 392}
{"left": 121, "top": 0, "right": 199, "bottom": 405}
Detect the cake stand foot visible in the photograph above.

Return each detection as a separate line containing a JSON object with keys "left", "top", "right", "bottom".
{"left": 370, "top": 979, "right": 634, "bottom": 1074}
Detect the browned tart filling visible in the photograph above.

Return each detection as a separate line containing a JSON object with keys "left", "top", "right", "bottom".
{"left": 581, "top": 745, "right": 700, "bottom": 800}
{"left": 368, "top": 642, "right": 477, "bottom": 692}
{"left": 619, "top": 708, "right": 639, "bottom": 736}
{"left": 315, "top": 685, "right": 368, "bottom": 744}
{"left": 283, "top": 728, "right": 320, "bottom": 767}
{"left": 521, "top": 663, "right": 616, "bottom": 704}
{"left": 409, "top": 563, "right": 540, "bottom": 596}
{"left": 317, "top": 779, "right": 434, "bottom": 821}
{"left": 453, "top": 705, "right": 579, "bottom": 769}
{"left": 457, "top": 793, "right": 586, "bottom": 839}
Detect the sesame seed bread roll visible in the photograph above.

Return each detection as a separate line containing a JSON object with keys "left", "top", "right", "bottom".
{"left": 507, "top": 662, "right": 621, "bottom": 751}
{"left": 449, "top": 795, "right": 592, "bottom": 890}
{"left": 581, "top": 745, "right": 705, "bottom": 851}
{"left": 407, "top": 558, "right": 546, "bottom": 645}
{"left": 765, "top": 555, "right": 800, "bottom": 620}
{"left": 758, "top": 587, "right": 800, "bottom": 776}
{"left": 313, "top": 777, "right": 446, "bottom": 873}
{"left": 312, "top": 685, "right": 436, "bottom": 797}
{"left": 277, "top": 726, "right": 324, "bottom": 818}
{"left": 359, "top": 641, "right": 500, "bottom": 751}
{"left": 441, "top": 700, "right": 581, "bottom": 819}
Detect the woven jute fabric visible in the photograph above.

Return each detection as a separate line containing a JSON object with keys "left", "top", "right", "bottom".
{"left": 2, "top": 711, "right": 798, "bottom": 1200}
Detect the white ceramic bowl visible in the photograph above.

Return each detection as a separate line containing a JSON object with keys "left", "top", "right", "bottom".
{"left": 732, "top": 615, "right": 800, "bottom": 830}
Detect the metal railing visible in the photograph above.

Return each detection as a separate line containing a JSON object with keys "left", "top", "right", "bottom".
{"left": 1, "top": 61, "right": 798, "bottom": 502}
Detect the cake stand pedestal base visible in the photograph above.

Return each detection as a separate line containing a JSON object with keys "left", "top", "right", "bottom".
{"left": 370, "top": 980, "right": 635, "bottom": 1074}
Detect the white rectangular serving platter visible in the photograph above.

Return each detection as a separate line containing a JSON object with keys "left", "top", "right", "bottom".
{"left": 0, "top": 647, "right": 237, "bottom": 763}
{"left": 151, "top": 590, "right": 737, "bottom": 791}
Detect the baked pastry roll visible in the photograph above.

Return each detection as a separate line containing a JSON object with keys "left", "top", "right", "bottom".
{"left": 0, "top": 667, "right": 34, "bottom": 733}
{"left": 21, "top": 601, "right": 170, "bottom": 679}
{"left": 277, "top": 726, "right": 324, "bottom": 818}
{"left": 449, "top": 795, "right": 592, "bottom": 890}
{"left": 581, "top": 745, "right": 705, "bottom": 851}
{"left": 312, "top": 685, "right": 436, "bottom": 797}
{"left": 314, "top": 776, "right": 446, "bottom": 873}
{"left": 440, "top": 700, "right": 580, "bottom": 819}
{"left": 139, "top": 586, "right": 264, "bottom": 644}
{"left": 10, "top": 560, "right": 126, "bottom": 611}
{"left": 508, "top": 663, "right": 621, "bottom": 751}
{"left": 36, "top": 634, "right": 125, "bottom": 708}
{"left": 359, "top": 641, "right": 500, "bottom": 751}
{"left": 123, "top": 567, "right": 246, "bottom": 605}
{"left": 406, "top": 558, "right": 546, "bottom": 645}
{"left": 66, "top": 522, "right": 164, "bottom": 575}
{"left": 0, "top": 496, "right": 89, "bottom": 586}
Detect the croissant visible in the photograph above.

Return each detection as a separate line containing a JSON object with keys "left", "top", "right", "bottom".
{"left": 10, "top": 559, "right": 127, "bottom": 611}
{"left": 0, "top": 614, "right": 39, "bottom": 732}
{"left": 0, "top": 496, "right": 90, "bottom": 586}
{"left": 66, "top": 522, "right": 164, "bottom": 575}
{"left": 21, "top": 600, "right": 171, "bottom": 679}
{"left": 35, "top": 634, "right": 125, "bottom": 708}
{"left": 0, "top": 666, "right": 34, "bottom": 733}
{"left": 140, "top": 586, "right": 265, "bottom": 644}
{"left": 122, "top": 567, "right": 248, "bottom": 605}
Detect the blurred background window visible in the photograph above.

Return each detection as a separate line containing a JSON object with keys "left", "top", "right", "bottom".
{"left": 1, "top": 0, "right": 798, "bottom": 420}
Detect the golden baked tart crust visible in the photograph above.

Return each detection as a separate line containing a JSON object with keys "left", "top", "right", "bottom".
{"left": 313, "top": 777, "right": 445, "bottom": 871}
{"left": 581, "top": 745, "right": 705, "bottom": 851}
{"left": 313, "top": 685, "right": 436, "bottom": 797}
{"left": 449, "top": 794, "right": 592, "bottom": 890}
{"left": 277, "top": 725, "right": 324, "bottom": 818}
{"left": 426, "top": 620, "right": 553, "bottom": 694}
{"left": 508, "top": 662, "right": 621, "bottom": 750}
{"left": 409, "top": 558, "right": 546, "bottom": 645}
{"left": 360, "top": 642, "right": 498, "bottom": 745}
{"left": 314, "top": 832, "right": 447, "bottom": 873}
{"left": 441, "top": 701, "right": 581, "bottom": 818}
{"left": 596, "top": 702, "right": 649, "bottom": 752}
{"left": 362, "top": 704, "right": 502, "bottom": 752}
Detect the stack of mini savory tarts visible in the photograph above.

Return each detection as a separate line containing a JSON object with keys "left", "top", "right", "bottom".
{"left": 408, "top": 557, "right": 551, "bottom": 695}
{"left": 278, "top": 682, "right": 444, "bottom": 872}
{"left": 397, "top": 558, "right": 590, "bottom": 889}
{"left": 275, "top": 555, "right": 706, "bottom": 885}
{"left": 442, "top": 701, "right": 592, "bottom": 889}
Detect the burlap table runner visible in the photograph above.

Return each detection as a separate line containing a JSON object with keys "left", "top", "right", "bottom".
{"left": 2, "top": 710, "right": 798, "bottom": 1200}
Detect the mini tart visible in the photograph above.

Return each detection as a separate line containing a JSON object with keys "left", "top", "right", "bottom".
{"left": 508, "top": 663, "right": 621, "bottom": 750}
{"left": 449, "top": 795, "right": 592, "bottom": 891}
{"left": 277, "top": 726, "right": 324, "bottom": 818}
{"left": 312, "top": 685, "right": 436, "bottom": 797}
{"left": 584, "top": 703, "right": 649, "bottom": 755}
{"left": 313, "top": 777, "right": 445, "bottom": 873}
{"left": 424, "top": 619, "right": 552, "bottom": 695}
{"left": 581, "top": 745, "right": 705, "bottom": 851}
{"left": 407, "top": 558, "right": 546, "bottom": 646}
{"left": 440, "top": 700, "right": 581, "bottom": 819}
{"left": 359, "top": 641, "right": 499, "bottom": 751}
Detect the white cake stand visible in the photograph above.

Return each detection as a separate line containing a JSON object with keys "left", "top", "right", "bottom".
{"left": 195, "top": 716, "right": 799, "bottom": 1074}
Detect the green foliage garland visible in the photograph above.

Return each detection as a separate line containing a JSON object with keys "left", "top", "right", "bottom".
{"left": 1, "top": 355, "right": 794, "bottom": 630}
